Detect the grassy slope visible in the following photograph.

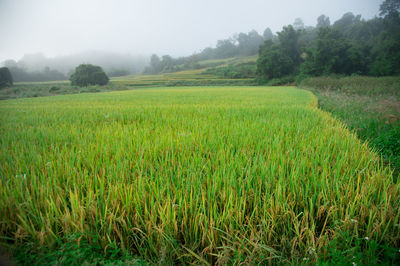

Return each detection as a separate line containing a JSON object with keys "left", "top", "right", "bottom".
{"left": 1, "top": 86, "right": 399, "bottom": 265}
{"left": 300, "top": 76, "right": 400, "bottom": 179}
{"left": 112, "top": 57, "right": 257, "bottom": 87}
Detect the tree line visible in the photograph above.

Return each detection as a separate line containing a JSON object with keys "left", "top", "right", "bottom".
{"left": 144, "top": 29, "right": 271, "bottom": 74}
{"left": 257, "top": 0, "right": 400, "bottom": 81}
{"left": 0, "top": 51, "right": 148, "bottom": 83}
{"left": 2, "top": 60, "right": 67, "bottom": 82}
{"left": 146, "top": 0, "right": 400, "bottom": 80}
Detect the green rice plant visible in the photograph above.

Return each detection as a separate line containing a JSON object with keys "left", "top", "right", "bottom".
{"left": 0, "top": 86, "right": 399, "bottom": 264}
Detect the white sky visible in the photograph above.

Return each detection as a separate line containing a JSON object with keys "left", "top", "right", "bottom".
{"left": 0, "top": 0, "right": 382, "bottom": 62}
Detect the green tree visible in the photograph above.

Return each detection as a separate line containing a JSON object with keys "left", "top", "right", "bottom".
{"left": 256, "top": 40, "right": 294, "bottom": 79}
{"left": 369, "top": 0, "right": 400, "bottom": 75}
{"left": 160, "top": 55, "right": 174, "bottom": 72}
{"left": 198, "top": 47, "right": 215, "bottom": 60}
{"left": 263, "top": 28, "right": 273, "bottom": 40}
{"left": 293, "top": 18, "right": 305, "bottom": 30}
{"left": 317, "top": 15, "right": 330, "bottom": 28}
{"left": 380, "top": 0, "right": 400, "bottom": 16}
{"left": 0, "top": 67, "right": 13, "bottom": 88}
{"left": 277, "top": 25, "right": 302, "bottom": 65}
{"left": 237, "top": 30, "right": 264, "bottom": 56}
{"left": 69, "top": 64, "right": 109, "bottom": 87}
{"left": 301, "top": 27, "right": 357, "bottom": 75}
{"left": 184, "top": 54, "right": 200, "bottom": 69}
{"left": 150, "top": 54, "right": 161, "bottom": 71}
{"left": 334, "top": 12, "right": 360, "bottom": 28}
{"left": 214, "top": 39, "right": 237, "bottom": 58}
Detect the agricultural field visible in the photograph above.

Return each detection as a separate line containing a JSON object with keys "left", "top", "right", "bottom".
{"left": 0, "top": 57, "right": 258, "bottom": 100}
{"left": 112, "top": 57, "right": 257, "bottom": 87}
{"left": 111, "top": 69, "right": 253, "bottom": 87}
{"left": 1, "top": 86, "right": 399, "bottom": 265}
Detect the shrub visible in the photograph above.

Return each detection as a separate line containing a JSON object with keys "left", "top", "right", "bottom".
{"left": 49, "top": 86, "right": 60, "bottom": 93}
{"left": 69, "top": 64, "right": 109, "bottom": 87}
{"left": 0, "top": 67, "right": 13, "bottom": 88}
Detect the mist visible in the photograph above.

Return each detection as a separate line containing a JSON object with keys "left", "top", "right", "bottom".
{"left": 0, "top": 0, "right": 381, "bottom": 70}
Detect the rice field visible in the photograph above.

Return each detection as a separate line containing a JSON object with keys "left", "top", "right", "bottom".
{"left": 111, "top": 69, "right": 253, "bottom": 87}
{"left": 0, "top": 86, "right": 399, "bottom": 264}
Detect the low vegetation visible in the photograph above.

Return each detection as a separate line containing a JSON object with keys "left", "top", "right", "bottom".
{"left": 0, "top": 82, "right": 131, "bottom": 100}
{"left": 203, "top": 63, "right": 256, "bottom": 79}
{"left": 1, "top": 87, "right": 399, "bottom": 264}
{"left": 6, "top": 234, "right": 147, "bottom": 265}
{"left": 300, "top": 76, "right": 400, "bottom": 178}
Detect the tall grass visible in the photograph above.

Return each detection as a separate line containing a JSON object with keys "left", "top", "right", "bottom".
{"left": 300, "top": 76, "right": 400, "bottom": 179}
{"left": 300, "top": 76, "right": 400, "bottom": 96}
{"left": 0, "top": 86, "right": 399, "bottom": 264}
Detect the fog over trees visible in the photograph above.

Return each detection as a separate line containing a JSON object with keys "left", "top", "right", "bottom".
{"left": 0, "top": 0, "right": 390, "bottom": 81}
{"left": 1, "top": 52, "right": 148, "bottom": 82}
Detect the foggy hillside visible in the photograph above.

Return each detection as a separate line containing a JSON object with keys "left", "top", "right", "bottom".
{"left": 2, "top": 51, "right": 148, "bottom": 76}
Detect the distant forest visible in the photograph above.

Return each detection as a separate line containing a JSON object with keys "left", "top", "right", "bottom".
{"left": 257, "top": 0, "right": 400, "bottom": 81}
{"left": 2, "top": 0, "right": 399, "bottom": 82}
{"left": 146, "top": 0, "right": 400, "bottom": 81}
{"left": 1, "top": 52, "right": 148, "bottom": 82}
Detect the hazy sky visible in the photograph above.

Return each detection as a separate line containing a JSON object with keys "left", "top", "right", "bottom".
{"left": 0, "top": 0, "right": 382, "bottom": 62}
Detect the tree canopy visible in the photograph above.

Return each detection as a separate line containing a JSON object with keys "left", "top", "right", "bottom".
{"left": 69, "top": 64, "right": 109, "bottom": 87}
{"left": 0, "top": 67, "right": 13, "bottom": 88}
{"left": 256, "top": 1, "right": 400, "bottom": 81}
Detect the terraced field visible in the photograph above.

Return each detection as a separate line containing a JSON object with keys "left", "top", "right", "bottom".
{"left": 0, "top": 86, "right": 399, "bottom": 264}
{"left": 112, "top": 70, "right": 253, "bottom": 87}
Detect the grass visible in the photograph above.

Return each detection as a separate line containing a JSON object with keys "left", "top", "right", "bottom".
{"left": 0, "top": 82, "right": 132, "bottom": 100}
{"left": 300, "top": 76, "right": 400, "bottom": 179}
{"left": 0, "top": 86, "right": 399, "bottom": 264}
{"left": 299, "top": 76, "right": 400, "bottom": 96}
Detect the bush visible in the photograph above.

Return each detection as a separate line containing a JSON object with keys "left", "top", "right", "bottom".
{"left": 69, "top": 64, "right": 109, "bottom": 87}
{"left": 49, "top": 86, "right": 60, "bottom": 93}
{"left": 0, "top": 67, "right": 13, "bottom": 88}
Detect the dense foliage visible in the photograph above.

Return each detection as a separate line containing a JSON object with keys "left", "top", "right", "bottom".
{"left": 144, "top": 29, "right": 271, "bottom": 74}
{"left": 256, "top": 0, "right": 400, "bottom": 80}
{"left": 143, "top": 1, "right": 400, "bottom": 80}
{"left": 0, "top": 67, "right": 13, "bottom": 88}
{"left": 3, "top": 60, "right": 67, "bottom": 82}
{"left": 69, "top": 64, "right": 109, "bottom": 87}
